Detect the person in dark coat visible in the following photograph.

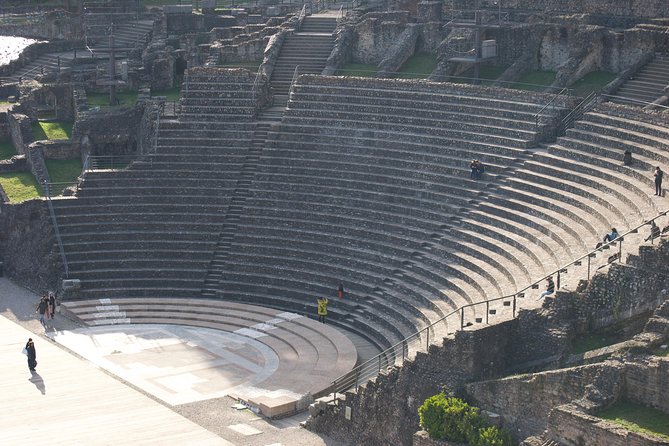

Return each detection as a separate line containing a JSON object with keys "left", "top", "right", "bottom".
{"left": 655, "top": 166, "right": 664, "bottom": 196}
{"left": 623, "top": 149, "right": 632, "bottom": 166}
{"left": 337, "top": 283, "right": 344, "bottom": 300}
{"left": 26, "top": 338, "right": 37, "bottom": 371}
{"left": 36, "top": 297, "right": 48, "bottom": 328}
{"left": 48, "top": 292, "right": 56, "bottom": 319}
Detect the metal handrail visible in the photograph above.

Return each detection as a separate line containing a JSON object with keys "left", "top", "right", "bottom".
{"left": 252, "top": 64, "right": 263, "bottom": 104}
{"left": 297, "top": 4, "right": 306, "bottom": 31}
{"left": 331, "top": 208, "right": 669, "bottom": 397}
{"left": 336, "top": 4, "right": 344, "bottom": 22}
{"left": 43, "top": 181, "right": 69, "bottom": 278}
{"left": 559, "top": 91, "right": 598, "bottom": 135}
{"left": 288, "top": 65, "right": 300, "bottom": 99}
{"left": 534, "top": 87, "right": 569, "bottom": 128}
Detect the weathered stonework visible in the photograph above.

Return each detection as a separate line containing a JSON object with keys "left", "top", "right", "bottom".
{"left": 0, "top": 199, "right": 60, "bottom": 292}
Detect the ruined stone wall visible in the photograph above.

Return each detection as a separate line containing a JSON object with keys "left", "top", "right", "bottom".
{"left": 0, "top": 10, "right": 81, "bottom": 39}
{"left": 548, "top": 404, "right": 667, "bottom": 446}
{"left": 307, "top": 321, "right": 518, "bottom": 445}
{"left": 465, "top": 363, "right": 615, "bottom": 437}
{"left": 352, "top": 12, "right": 411, "bottom": 64}
{"left": 72, "top": 105, "right": 144, "bottom": 157}
{"left": 625, "top": 358, "right": 669, "bottom": 414}
{"left": 454, "top": 0, "right": 669, "bottom": 18}
{"left": 0, "top": 200, "right": 60, "bottom": 292}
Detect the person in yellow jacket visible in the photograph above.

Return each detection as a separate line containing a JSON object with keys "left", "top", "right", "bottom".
{"left": 317, "top": 297, "right": 329, "bottom": 323}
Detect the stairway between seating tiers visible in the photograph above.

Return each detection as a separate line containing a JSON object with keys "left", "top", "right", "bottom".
{"left": 269, "top": 15, "right": 336, "bottom": 108}
{"left": 611, "top": 54, "right": 669, "bottom": 106}
{"left": 52, "top": 68, "right": 257, "bottom": 302}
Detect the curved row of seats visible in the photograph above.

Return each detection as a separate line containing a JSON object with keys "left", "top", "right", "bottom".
{"left": 208, "top": 76, "right": 575, "bottom": 348}
{"left": 52, "top": 68, "right": 259, "bottom": 301}
{"left": 60, "top": 297, "right": 357, "bottom": 418}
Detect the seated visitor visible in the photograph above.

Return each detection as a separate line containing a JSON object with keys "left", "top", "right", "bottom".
{"left": 539, "top": 276, "right": 555, "bottom": 299}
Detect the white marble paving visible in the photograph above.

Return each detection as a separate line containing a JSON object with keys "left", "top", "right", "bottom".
{"left": 50, "top": 324, "right": 281, "bottom": 406}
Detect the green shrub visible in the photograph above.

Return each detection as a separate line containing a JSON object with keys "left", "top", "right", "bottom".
{"left": 419, "top": 395, "right": 515, "bottom": 445}
{"left": 475, "top": 426, "right": 515, "bottom": 446}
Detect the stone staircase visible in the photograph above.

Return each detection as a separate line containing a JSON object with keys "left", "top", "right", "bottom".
{"left": 270, "top": 15, "right": 336, "bottom": 104}
{"left": 612, "top": 54, "right": 669, "bottom": 106}
{"left": 51, "top": 68, "right": 257, "bottom": 301}
{"left": 2, "top": 19, "right": 153, "bottom": 83}
{"left": 202, "top": 122, "right": 269, "bottom": 296}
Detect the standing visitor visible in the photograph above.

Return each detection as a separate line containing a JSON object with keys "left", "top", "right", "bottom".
{"left": 48, "top": 291, "right": 56, "bottom": 319}
{"left": 337, "top": 283, "right": 344, "bottom": 300}
{"left": 36, "top": 297, "right": 48, "bottom": 328}
{"left": 317, "top": 297, "right": 329, "bottom": 324}
{"left": 25, "top": 338, "right": 37, "bottom": 371}
{"left": 655, "top": 166, "right": 664, "bottom": 196}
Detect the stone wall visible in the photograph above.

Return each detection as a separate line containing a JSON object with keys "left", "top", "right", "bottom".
{"left": 353, "top": 13, "right": 411, "bottom": 64}
{"left": 0, "top": 155, "right": 27, "bottom": 174}
{"left": 548, "top": 404, "right": 668, "bottom": 446}
{"left": 0, "top": 10, "right": 81, "bottom": 39}
{"left": 307, "top": 321, "right": 518, "bottom": 445}
{"left": 31, "top": 140, "right": 77, "bottom": 160}
{"left": 452, "top": 0, "right": 669, "bottom": 18}
{"left": 72, "top": 105, "right": 144, "bottom": 157}
{"left": 625, "top": 358, "right": 669, "bottom": 414}
{"left": 7, "top": 112, "right": 32, "bottom": 156}
{"left": 0, "top": 199, "right": 60, "bottom": 292}
{"left": 465, "top": 363, "right": 619, "bottom": 437}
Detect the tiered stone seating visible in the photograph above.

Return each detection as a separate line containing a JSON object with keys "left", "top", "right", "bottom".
{"left": 52, "top": 67, "right": 257, "bottom": 301}
{"left": 460, "top": 101, "right": 665, "bottom": 298}
{"left": 60, "top": 297, "right": 357, "bottom": 418}
{"left": 208, "top": 76, "right": 574, "bottom": 350}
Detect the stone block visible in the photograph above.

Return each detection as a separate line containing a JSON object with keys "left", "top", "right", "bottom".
{"left": 62, "top": 279, "right": 81, "bottom": 291}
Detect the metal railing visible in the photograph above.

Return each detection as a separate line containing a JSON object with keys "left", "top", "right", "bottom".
{"left": 43, "top": 181, "right": 69, "bottom": 279}
{"left": 533, "top": 87, "right": 569, "bottom": 129}
{"left": 288, "top": 65, "right": 300, "bottom": 99}
{"left": 330, "top": 209, "right": 669, "bottom": 396}
{"left": 252, "top": 64, "right": 263, "bottom": 104}
{"left": 559, "top": 91, "right": 599, "bottom": 135}
{"left": 296, "top": 4, "right": 306, "bottom": 31}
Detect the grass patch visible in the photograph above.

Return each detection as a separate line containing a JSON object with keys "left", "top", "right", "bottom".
{"left": 0, "top": 172, "right": 41, "bottom": 202}
{"left": 571, "top": 70, "right": 617, "bottom": 97}
{"left": 570, "top": 332, "right": 620, "bottom": 355}
{"left": 31, "top": 121, "right": 73, "bottom": 141}
{"left": 653, "top": 346, "right": 669, "bottom": 357}
{"left": 512, "top": 70, "right": 557, "bottom": 91}
{"left": 0, "top": 139, "right": 17, "bottom": 160}
{"left": 599, "top": 400, "right": 669, "bottom": 440}
{"left": 450, "top": 64, "right": 509, "bottom": 85}
{"left": 151, "top": 86, "right": 182, "bottom": 101}
{"left": 45, "top": 158, "right": 83, "bottom": 195}
{"left": 336, "top": 63, "right": 377, "bottom": 77}
{"left": 395, "top": 53, "right": 438, "bottom": 79}
{"left": 87, "top": 91, "right": 138, "bottom": 108}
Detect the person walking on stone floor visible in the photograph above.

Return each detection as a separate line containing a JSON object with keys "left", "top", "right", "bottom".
{"left": 25, "top": 338, "right": 37, "bottom": 372}
{"left": 539, "top": 276, "right": 555, "bottom": 299}
{"left": 317, "top": 297, "right": 329, "bottom": 324}
{"left": 654, "top": 166, "right": 664, "bottom": 196}
{"left": 48, "top": 291, "right": 56, "bottom": 319}
{"left": 36, "top": 296, "right": 48, "bottom": 329}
